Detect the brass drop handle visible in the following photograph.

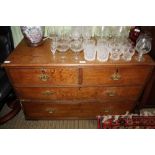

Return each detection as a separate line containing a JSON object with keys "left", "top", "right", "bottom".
{"left": 104, "top": 110, "right": 109, "bottom": 113}
{"left": 39, "top": 74, "right": 49, "bottom": 81}
{"left": 46, "top": 108, "right": 55, "bottom": 114}
{"left": 111, "top": 69, "right": 121, "bottom": 81}
{"left": 42, "top": 90, "right": 55, "bottom": 95}
{"left": 107, "top": 91, "right": 116, "bottom": 97}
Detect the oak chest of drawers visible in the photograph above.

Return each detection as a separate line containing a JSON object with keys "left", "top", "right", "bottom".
{"left": 3, "top": 40, "right": 155, "bottom": 120}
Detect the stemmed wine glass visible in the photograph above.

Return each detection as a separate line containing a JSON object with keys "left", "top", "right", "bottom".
{"left": 70, "top": 40, "right": 83, "bottom": 61}
{"left": 51, "top": 38, "right": 57, "bottom": 56}
{"left": 56, "top": 27, "right": 70, "bottom": 60}
{"left": 70, "top": 27, "right": 83, "bottom": 61}
{"left": 135, "top": 33, "right": 152, "bottom": 62}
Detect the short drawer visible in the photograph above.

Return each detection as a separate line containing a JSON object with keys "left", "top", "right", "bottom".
{"left": 22, "top": 101, "right": 136, "bottom": 119}
{"left": 82, "top": 66, "right": 152, "bottom": 86}
{"left": 7, "top": 67, "right": 78, "bottom": 86}
{"left": 16, "top": 86, "right": 142, "bottom": 101}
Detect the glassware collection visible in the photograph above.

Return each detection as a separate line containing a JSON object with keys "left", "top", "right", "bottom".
{"left": 21, "top": 26, "right": 152, "bottom": 62}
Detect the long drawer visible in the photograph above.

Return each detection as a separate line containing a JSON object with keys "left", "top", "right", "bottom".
{"left": 22, "top": 101, "right": 136, "bottom": 119}
{"left": 7, "top": 67, "right": 79, "bottom": 86}
{"left": 15, "top": 86, "right": 142, "bottom": 101}
{"left": 82, "top": 66, "right": 152, "bottom": 85}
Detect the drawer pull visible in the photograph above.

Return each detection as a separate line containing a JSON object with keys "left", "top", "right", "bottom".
{"left": 46, "top": 108, "right": 55, "bottom": 114}
{"left": 42, "top": 90, "right": 55, "bottom": 95}
{"left": 104, "top": 110, "right": 109, "bottom": 113}
{"left": 111, "top": 72, "right": 121, "bottom": 80}
{"left": 107, "top": 91, "right": 116, "bottom": 97}
{"left": 39, "top": 74, "right": 49, "bottom": 81}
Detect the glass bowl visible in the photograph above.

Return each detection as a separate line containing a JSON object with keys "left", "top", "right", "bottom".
{"left": 57, "top": 38, "right": 70, "bottom": 52}
{"left": 70, "top": 40, "right": 83, "bottom": 52}
{"left": 70, "top": 40, "right": 83, "bottom": 60}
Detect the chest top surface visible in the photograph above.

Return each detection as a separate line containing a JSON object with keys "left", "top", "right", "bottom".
{"left": 3, "top": 39, "right": 155, "bottom": 67}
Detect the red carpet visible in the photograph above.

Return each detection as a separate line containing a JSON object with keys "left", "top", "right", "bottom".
{"left": 97, "top": 114, "right": 155, "bottom": 129}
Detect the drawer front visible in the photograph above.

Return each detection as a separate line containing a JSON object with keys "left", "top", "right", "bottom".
{"left": 82, "top": 66, "right": 152, "bottom": 85}
{"left": 22, "top": 101, "right": 136, "bottom": 119}
{"left": 16, "top": 86, "right": 142, "bottom": 101}
{"left": 7, "top": 68, "right": 78, "bottom": 86}
{"left": 104, "top": 101, "right": 136, "bottom": 115}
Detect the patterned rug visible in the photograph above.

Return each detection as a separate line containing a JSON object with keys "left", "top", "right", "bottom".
{"left": 97, "top": 110, "right": 155, "bottom": 129}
